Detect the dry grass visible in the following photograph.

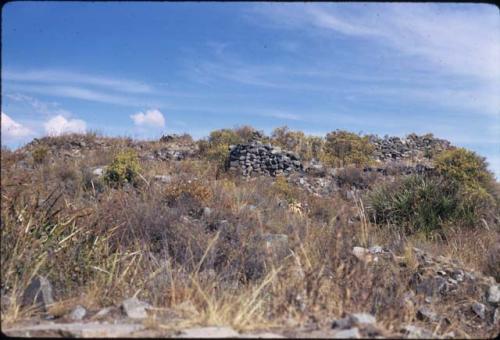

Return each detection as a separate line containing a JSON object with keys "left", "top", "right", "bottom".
{"left": 1, "top": 133, "right": 499, "bottom": 338}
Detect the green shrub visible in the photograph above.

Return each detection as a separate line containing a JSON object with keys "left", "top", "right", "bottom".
{"left": 435, "top": 148, "right": 494, "bottom": 189}
{"left": 272, "top": 175, "right": 299, "bottom": 204}
{"left": 271, "top": 126, "right": 324, "bottom": 161}
{"left": 271, "top": 126, "right": 306, "bottom": 153}
{"left": 322, "top": 130, "right": 374, "bottom": 168}
{"left": 104, "top": 149, "right": 141, "bottom": 186}
{"left": 199, "top": 126, "right": 265, "bottom": 170}
{"left": 32, "top": 145, "right": 49, "bottom": 164}
{"left": 368, "top": 174, "right": 497, "bottom": 237}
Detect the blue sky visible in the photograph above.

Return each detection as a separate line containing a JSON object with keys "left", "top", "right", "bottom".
{"left": 2, "top": 2, "right": 499, "bottom": 177}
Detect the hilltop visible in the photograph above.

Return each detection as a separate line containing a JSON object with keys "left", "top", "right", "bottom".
{"left": 1, "top": 126, "right": 499, "bottom": 338}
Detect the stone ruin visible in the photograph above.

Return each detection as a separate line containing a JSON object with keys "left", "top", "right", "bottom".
{"left": 227, "top": 141, "right": 303, "bottom": 176}
{"left": 226, "top": 133, "right": 451, "bottom": 178}
{"left": 370, "top": 133, "right": 451, "bottom": 162}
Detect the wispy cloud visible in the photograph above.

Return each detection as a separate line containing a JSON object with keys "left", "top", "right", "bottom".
{"left": 4, "top": 69, "right": 208, "bottom": 107}
{"left": 259, "top": 110, "right": 302, "bottom": 121}
{"left": 3, "top": 69, "right": 152, "bottom": 93}
{"left": 6, "top": 93, "right": 72, "bottom": 117}
{"left": 6, "top": 84, "right": 153, "bottom": 107}
{"left": 186, "top": 54, "right": 499, "bottom": 117}
{"left": 253, "top": 3, "right": 500, "bottom": 80}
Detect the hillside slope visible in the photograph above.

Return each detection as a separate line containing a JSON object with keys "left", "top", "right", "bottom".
{"left": 1, "top": 129, "right": 499, "bottom": 338}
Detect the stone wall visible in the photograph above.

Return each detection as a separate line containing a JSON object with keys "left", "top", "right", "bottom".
{"left": 227, "top": 141, "right": 303, "bottom": 176}
{"left": 370, "top": 134, "right": 451, "bottom": 162}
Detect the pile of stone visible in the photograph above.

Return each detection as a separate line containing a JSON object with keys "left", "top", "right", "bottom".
{"left": 227, "top": 141, "right": 303, "bottom": 176}
{"left": 363, "top": 163, "right": 435, "bottom": 176}
{"left": 150, "top": 147, "right": 195, "bottom": 161}
{"left": 370, "top": 134, "right": 451, "bottom": 162}
{"left": 159, "top": 133, "right": 193, "bottom": 145}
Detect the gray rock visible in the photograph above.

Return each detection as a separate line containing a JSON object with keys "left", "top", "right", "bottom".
{"left": 179, "top": 326, "right": 239, "bottom": 338}
{"left": 350, "top": 313, "right": 376, "bottom": 325}
{"left": 203, "top": 207, "right": 213, "bottom": 218}
{"left": 332, "top": 313, "right": 376, "bottom": 329}
{"left": 153, "top": 175, "right": 172, "bottom": 183}
{"left": 239, "top": 332, "right": 285, "bottom": 338}
{"left": 352, "top": 246, "right": 377, "bottom": 263}
{"left": 21, "top": 275, "right": 54, "bottom": 311}
{"left": 3, "top": 321, "right": 144, "bottom": 338}
{"left": 332, "top": 327, "right": 360, "bottom": 339}
{"left": 451, "top": 269, "right": 464, "bottom": 282}
{"left": 262, "top": 234, "right": 289, "bottom": 261}
{"left": 121, "top": 297, "right": 151, "bottom": 319}
{"left": 332, "top": 316, "right": 353, "bottom": 329}
{"left": 488, "top": 285, "right": 500, "bottom": 305}
{"left": 494, "top": 308, "right": 499, "bottom": 324}
{"left": 472, "top": 302, "right": 486, "bottom": 319}
{"left": 1, "top": 294, "right": 12, "bottom": 310}
{"left": 368, "top": 246, "right": 384, "bottom": 254}
{"left": 92, "top": 167, "right": 104, "bottom": 176}
{"left": 416, "top": 307, "right": 439, "bottom": 322}
{"left": 93, "top": 307, "right": 113, "bottom": 319}
{"left": 69, "top": 305, "right": 87, "bottom": 321}
{"left": 402, "top": 325, "right": 433, "bottom": 339}
{"left": 413, "top": 276, "right": 447, "bottom": 298}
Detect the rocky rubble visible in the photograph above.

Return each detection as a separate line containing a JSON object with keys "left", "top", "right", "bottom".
{"left": 363, "top": 162, "right": 435, "bottom": 176}
{"left": 22, "top": 134, "right": 199, "bottom": 164}
{"left": 351, "top": 244, "right": 500, "bottom": 335}
{"left": 370, "top": 133, "right": 451, "bottom": 162}
{"left": 5, "top": 243, "right": 500, "bottom": 338}
{"left": 148, "top": 146, "right": 196, "bottom": 161}
{"left": 227, "top": 141, "right": 303, "bottom": 176}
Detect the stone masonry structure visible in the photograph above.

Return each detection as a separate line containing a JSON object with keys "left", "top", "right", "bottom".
{"left": 369, "top": 133, "right": 451, "bottom": 162}
{"left": 227, "top": 141, "right": 303, "bottom": 176}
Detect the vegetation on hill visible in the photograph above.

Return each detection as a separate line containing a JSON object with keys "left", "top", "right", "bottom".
{"left": 1, "top": 129, "right": 498, "bottom": 338}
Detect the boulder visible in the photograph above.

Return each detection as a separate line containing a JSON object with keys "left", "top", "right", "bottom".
{"left": 332, "top": 327, "right": 360, "bottom": 339}
{"left": 179, "top": 326, "right": 239, "bottom": 338}
{"left": 202, "top": 207, "right": 213, "bottom": 218}
{"left": 92, "top": 167, "right": 104, "bottom": 176}
{"left": 487, "top": 285, "right": 500, "bottom": 305}
{"left": 401, "top": 325, "right": 434, "bottom": 339}
{"left": 416, "top": 307, "right": 440, "bottom": 322}
{"left": 153, "top": 175, "right": 172, "bottom": 183}
{"left": 262, "top": 234, "right": 290, "bottom": 261}
{"left": 21, "top": 275, "right": 54, "bottom": 311}
{"left": 69, "top": 305, "right": 87, "bottom": 321}
{"left": 121, "top": 297, "right": 152, "bottom": 319}
{"left": 332, "top": 313, "right": 376, "bottom": 329}
{"left": 3, "top": 321, "right": 144, "bottom": 337}
{"left": 472, "top": 302, "right": 486, "bottom": 320}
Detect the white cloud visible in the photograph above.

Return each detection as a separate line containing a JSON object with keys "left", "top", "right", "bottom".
{"left": 130, "top": 109, "right": 165, "bottom": 127}
{"left": 44, "top": 115, "right": 87, "bottom": 136}
{"left": 1, "top": 112, "right": 33, "bottom": 140}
